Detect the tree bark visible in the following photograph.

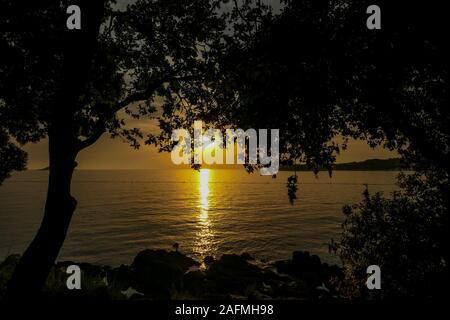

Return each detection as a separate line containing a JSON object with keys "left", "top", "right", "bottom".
{"left": 6, "top": 134, "right": 79, "bottom": 298}
{"left": 6, "top": 0, "right": 106, "bottom": 298}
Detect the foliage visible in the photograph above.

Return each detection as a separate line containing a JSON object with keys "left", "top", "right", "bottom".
{"left": 0, "top": 0, "right": 228, "bottom": 181}
{"left": 0, "top": 249, "right": 342, "bottom": 300}
{"left": 1, "top": 0, "right": 449, "bottom": 299}
{"left": 196, "top": 0, "right": 449, "bottom": 176}
{"left": 338, "top": 171, "right": 449, "bottom": 299}
{"left": 0, "top": 0, "right": 232, "bottom": 295}
{"left": 0, "top": 129, "right": 26, "bottom": 184}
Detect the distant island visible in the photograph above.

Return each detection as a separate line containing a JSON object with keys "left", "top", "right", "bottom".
{"left": 280, "top": 158, "right": 403, "bottom": 171}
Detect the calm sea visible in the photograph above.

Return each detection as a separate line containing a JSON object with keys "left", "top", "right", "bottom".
{"left": 0, "top": 169, "right": 399, "bottom": 265}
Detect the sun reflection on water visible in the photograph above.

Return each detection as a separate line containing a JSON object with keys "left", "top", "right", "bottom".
{"left": 194, "top": 169, "right": 216, "bottom": 265}
{"left": 199, "top": 169, "right": 210, "bottom": 221}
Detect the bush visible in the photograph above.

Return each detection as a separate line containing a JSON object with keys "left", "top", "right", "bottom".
{"left": 337, "top": 172, "right": 449, "bottom": 299}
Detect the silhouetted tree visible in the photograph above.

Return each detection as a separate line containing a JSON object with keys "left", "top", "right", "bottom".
{"left": 148, "top": 0, "right": 450, "bottom": 297}
{"left": 0, "top": 129, "right": 27, "bottom": 184}
{"left": 222, "top": 0, "right": 449, "bottom": 298}
{"left": 338, "top": 171, "right": 449, "bottom": 298}
{"left": 210, "top": 0, "right": 449, "bottom": 174}
{"left": 1, "top": 0, "right": 226, "bottom": 297}
{"left": 2, "top": 0, "right": 449, "bottom": 299}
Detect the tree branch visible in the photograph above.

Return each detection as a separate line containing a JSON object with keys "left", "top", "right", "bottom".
{"left": 115, "top": 73, "right": 202, "bottom": 111}
{"left": 76, "top": 121, "right": 106, "bottom": 151}
{"left": 76, "top": 72, "right": 202, "bottom": 151}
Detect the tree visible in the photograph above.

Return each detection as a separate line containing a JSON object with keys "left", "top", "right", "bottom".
{"left": 223, "top": 0, "right": 449, "bottom": 298}
{"left": 2, "top": 0, "right": 448, "bottom": 299}
{"left": 0, "top": 0, "right": 226, "bottom": 297}
{"left": 338, "top": 172, "right": 449, "bottom": 298}
{"left": 207, "top": 0, "right": 449, "bottom": 175}
{"left": 148, "top": 0, "right": 450, "bottom": 297}
{"left": 0, "top": 129, "right": 27, "bottom": 184}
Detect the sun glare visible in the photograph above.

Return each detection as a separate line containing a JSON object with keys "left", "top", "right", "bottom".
{"left": 194, "top": 169, "right": 215, "bottom": 265}
{"left": 199, "top": 169, "right": 210, "bottom": 220}
{"left": 200, "top": 136, "right": 216, "bottom": 154}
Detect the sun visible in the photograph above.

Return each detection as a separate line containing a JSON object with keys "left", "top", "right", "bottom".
{"left": 201, "top": 136, "right": 215, "bottom": 151}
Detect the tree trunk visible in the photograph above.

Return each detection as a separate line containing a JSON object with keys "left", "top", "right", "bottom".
{"left": 5, "top": 0, "right": 105, "bottom": 298}
{"left": 6, "top": 134, "right": 78, "bottom": 298}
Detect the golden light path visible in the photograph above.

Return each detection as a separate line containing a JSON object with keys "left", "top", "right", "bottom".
{"left": 199, "top": 169, "right": 210, "bottom": 221}
{"left": 194, "top": 169, "right": 215, "bottom": 265}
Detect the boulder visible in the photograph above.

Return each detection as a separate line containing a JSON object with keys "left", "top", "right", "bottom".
{"left": 205, "top": 254, "right": 268, "bottom": 295}
{"left": 130, "top": 249, "right": 199, "bottom": 298}
{"left": 182, "top": 270, "right": 206, "bottom": 297}
{"left": 0, "top": 254, "right": 21, "bottom": 298}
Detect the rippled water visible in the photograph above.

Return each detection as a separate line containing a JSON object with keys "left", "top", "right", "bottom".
{"left": 0, "top": 169, "right": 399, "bottom": 265}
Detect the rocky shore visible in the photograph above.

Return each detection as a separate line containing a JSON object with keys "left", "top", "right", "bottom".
{"left": 0, "top": 249, "right": 342, "bottom": 300}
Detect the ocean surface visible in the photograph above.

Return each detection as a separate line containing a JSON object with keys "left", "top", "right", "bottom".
{"left": 0, "top": 169, "right": 399, "bottom": 266}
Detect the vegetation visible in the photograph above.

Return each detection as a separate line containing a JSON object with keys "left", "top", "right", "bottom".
{"left": 0, "top": 249, "right": 342, "bottom": 300}
{"left": 1, "top": 0, "right": 227, "bottom": 297}
{"left": 281, "top": 158, "right": 402, "bottom": 171}
{"left": 206, "top": 1, "right": 450, "bottom": 298}
{"left": 0, "top": 0, "right": 448, "bottom": 299}
{"left": 336, "top": 171, "right": 449, "bottom": 299}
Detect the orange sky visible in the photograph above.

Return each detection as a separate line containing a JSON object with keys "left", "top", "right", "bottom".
{"left": 23, "top": 135, "right": 396, "bottom": 170}
{"left": 15, "top": 0, "right": 397, "bottom": 170}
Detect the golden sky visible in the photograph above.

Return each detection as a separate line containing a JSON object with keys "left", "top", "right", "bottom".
{"left": 19, "top": 1, "right": 396, "bottom": 170}
{"left": 21, "top": 110, "right": 397, "bottom": 170}
{"left": 23, "top": 135, "right": 396, "bottom": 170}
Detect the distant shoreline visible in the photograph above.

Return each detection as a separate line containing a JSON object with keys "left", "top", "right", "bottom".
{"left": 33, "top": 158, "right": 403, "bottom": 171}
{"left": 280, "top": 158, "right": 402, "bottom": 172}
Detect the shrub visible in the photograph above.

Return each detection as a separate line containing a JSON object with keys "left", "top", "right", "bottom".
{"left": 337, "top": 172, "right": 449, "bottom": 299}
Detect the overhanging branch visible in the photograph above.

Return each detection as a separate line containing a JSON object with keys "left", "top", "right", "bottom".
{"left": 115, "top": 73, "right": 202, "bottom": 111}
{"left": 76, "top": 73, "right": 202, "bottom": 151}
{"left": 76, "top": 121, "right": 106, "bottom": 151}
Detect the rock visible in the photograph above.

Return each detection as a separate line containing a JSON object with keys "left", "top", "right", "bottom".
{"left": 276, "top": 251, "right": 323, "bottom": 277}
{"left": 132, "top": 249, "right": 199, "bottom": 273}
{"left": 292, "top": 251, "right": 320, "bottom": 272}
{"left": 205, "top": 254, "right": 268, "bottom": 295}
{"left": 0, "top": 254, "right": 21, "bottom": 298}
{"left": 109, "top": 264, "right": 133, "bottom": 291}
{"left": 274, "top": 260, "right": 292, "bottom": 275}
{"left": 204, "top": 255, "right": 215, "bottom": 267}
{"left": 274, "top": 251, "right": 343, "bottom": 297}
{"left": 0, "top": 249, "right": 342, "bottom": 300}
{"left": 302, "top": 271, "right": 322, "bottom": 287}
{"left": 182, "top": 270, "right": 206, "bottom": 297}
{"left": 240, "top": 252, "right": 254, "bottom": 261}
{"left": 130, "top": 249, "right": 199, "bottom": 298}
